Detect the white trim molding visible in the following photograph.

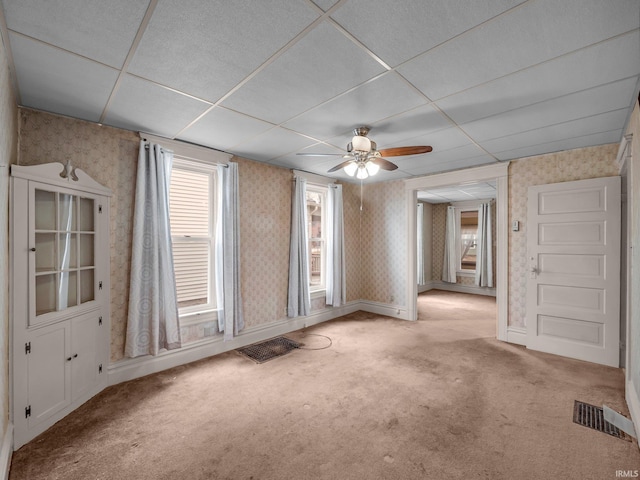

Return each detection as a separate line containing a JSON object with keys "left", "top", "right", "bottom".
{"left": 429, "top": 281, "right": 496, "bottom": 297}
{"left": 617, "top": 133, "right": 633, "bottom": 173}
{"left": 404, "top": 162, "right": 510, "bottom": 342}
{"left": 507, "top": 326, "right": 527, "bottom": 346}
{"left": 0, "top": 424, "right": 12, "bottom": 480}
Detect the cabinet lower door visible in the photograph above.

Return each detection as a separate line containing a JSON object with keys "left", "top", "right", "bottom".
{"left": 71, "top": 312, "right": 101, "bottom": 401}
{"left": 27, "top": 324, "right": 71, "bottom": 429}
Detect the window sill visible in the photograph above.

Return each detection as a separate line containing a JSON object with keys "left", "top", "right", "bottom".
{"left": 179, "top": 309, "right": 218, "bottom": 326}
{"left": 310, "top": 289, "right": 326, "bottom": 299}
{"left": 456, "top": 270, "right": 476, "bottom": 278}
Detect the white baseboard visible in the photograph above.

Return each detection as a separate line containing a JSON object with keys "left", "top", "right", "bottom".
{"left": 626, "top": 379, "right": 640, "bottom": 448}
{"left": 359, "top": 300, "right": 411, "bottom": 321}
{"left": 0, "top": 424, "right": 12, "bottom": 480}
{"left": 429, "top": 281, "right": 496, "bottom": 297}
{"left": 108, "top": 301, "right": 360, "bottom": 385}
{"left": 417, "top": 282, "right": 435, "bottom": 294}
{"left": 506, "top": 326, "right": 527, "bottom": 346}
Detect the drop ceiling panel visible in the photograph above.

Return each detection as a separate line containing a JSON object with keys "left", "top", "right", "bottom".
{"left": 399, "top": 144, "right": 493, "bottom": 171}
{"left": 404, "top": 155, "right": 497, "bottom": 177}
{"left": 360, "top": 104, "right": 454, "bottom": 147}
{"left": 230, "top": 127, "right": 317, "bottom": 163}
{"left": 283, "top": 73, "right": 428, "bottom": 140}
{"left": 274, "top": 143, "right": 345, "bottom": 171}
{"left": 221, "top": 22, "right": 386, "bottom": 124}
{"left": 460, "top": 77, "right": 639, "bottom": 142}
{"left": 128, "top": 0, "right": 320, "bottom": 103}
{"left": 436, "top": 30, "right": 640, "bottom": 125}
{"left": 1, "top": 1, "right": 638, "bottom": 183}
{"left": 1, "top": 0, "right": 148, "bottom": 68}
{"left": 329, "top": 0, "right": 526, "bottom": 67}
{"left": 398, "top": 0, "right": 640, "bottom": 100}
{"left": 9, "top": 33, "right": 118, "bottom": 123}
{"left": 492, "top": 129, "right": 623, "bottom": 161}
{"left": 311, "top": 0, "right": 338, "bottom": 11}
{"left": 103, "top": 75, "right": 211, "bottom": 138}
{"left": 178, "top": 107, "right": 274, "bottom": 151}
{"left": 481, "top": 109, "right": 630, "bottom": 156}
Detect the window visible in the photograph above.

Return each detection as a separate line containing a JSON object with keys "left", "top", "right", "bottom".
{"left": 169, "top": 157, "right": 216, "bottom": 323}
{"left": 306, "top": 185, "right": 327, "bottom": 292}
{"left": 459, "top": 209, "right": 479, "bottom": 272}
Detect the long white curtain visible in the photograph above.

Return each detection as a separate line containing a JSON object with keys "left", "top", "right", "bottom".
{"left": 442, "top": 205, "right": 457, "bottom": 283}
{"left": 417, "top": 203, "right": 425, "bottom": 285}
{"left": 126, "top": 141, "right": 181, "bottom": 357}
{"left": 215, "top": 162, "right": 244, "bottom": 341}
{"left": 475, "top": 202, "right": 494, "bottom": 287}
{"left": 287, "top": 177, "right": 310, "bottom": 317}
{"left": 326, "top": 184, "right": 346, "bottom": 307}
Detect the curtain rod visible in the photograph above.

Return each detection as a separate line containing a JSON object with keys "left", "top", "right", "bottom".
{"left": 143, "top": 140, "right": 229, "bottom": 168}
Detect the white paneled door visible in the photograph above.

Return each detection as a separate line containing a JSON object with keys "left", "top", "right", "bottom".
{"left": 526, "top": 176, "right": 621, "bottom": 367}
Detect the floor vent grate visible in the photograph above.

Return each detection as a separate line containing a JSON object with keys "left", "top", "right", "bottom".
{"left": 573, "top": 400, "right": 631, "bottom": 441}
{"left": 236, "top": 336, "right": 300, "bottom": 364}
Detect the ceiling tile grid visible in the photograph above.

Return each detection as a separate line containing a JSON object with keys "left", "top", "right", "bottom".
{"left": 0, "top": 0, "right": 638, "bottom": 182}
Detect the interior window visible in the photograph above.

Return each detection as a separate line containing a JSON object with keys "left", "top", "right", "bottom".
{"left": 459, "top": 210, "right": 479, "bottom": 271}
{"left": 169, "top": 157, "right": 217, "bottom": 322}
{"left": 306, "top": 186, "right": 326, "bottom": 291}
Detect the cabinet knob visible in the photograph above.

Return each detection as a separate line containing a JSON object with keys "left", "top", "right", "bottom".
{"left": 67, "top": 357, "right": 72, "bottom": 361}
{"left": 30, "top": 248, "right": 36, "bottom": 252}
{"left": 73, "top": 353, "right": 78, "bottom": 358}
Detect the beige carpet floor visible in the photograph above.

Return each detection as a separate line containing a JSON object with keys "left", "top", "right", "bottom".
{"left": 9, "top": 290, "right": 640, "bottom": 479}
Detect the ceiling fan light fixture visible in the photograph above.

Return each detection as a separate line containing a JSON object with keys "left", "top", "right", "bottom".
{"left": 351, "top": 135, "right": 371, "bottom": 153}
{"left": 356, "top": 164, "right": 369, "bottom": 180}
{"left": 343, "top": 162, "right": 358, "bottom": 177}
{"left": 365, "top": 161, "right": 380, "bottom": 176}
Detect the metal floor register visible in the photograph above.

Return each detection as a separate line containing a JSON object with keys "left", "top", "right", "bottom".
{"left": 236, "top": 336, "right": 300, "bottom": 363}
{"left": 572, "top": 400, "right": 631, "bottom": 441}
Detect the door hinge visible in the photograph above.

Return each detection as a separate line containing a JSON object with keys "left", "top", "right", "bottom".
{"left": 99, "top": 281, "right": 103, "bottom": 290}
{"left": 98, "top": 316, "right": 102, "bottom": 326}
{"left": 25, "top": 405, "right": 31, "bottom": 418}
{"left": 99, "top": 364, "right": 103, "bottom": 374}
{"left": 25, "top": 342, "right": 31, "bottom": 355}
{"left": 98, "top": 205, "right": 103, "bottom": 214}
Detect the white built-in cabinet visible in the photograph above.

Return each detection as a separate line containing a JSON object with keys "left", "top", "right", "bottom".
{"left": 10, "top": 162, "right": 111, "bottom": 450}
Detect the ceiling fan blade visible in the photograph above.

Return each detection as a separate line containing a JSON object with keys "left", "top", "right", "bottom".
{"left": 378, "top": 146, "right": 432, "bottom": 157}
{"left": 327, "top": 159, "right": 355, "bottom": 173}
{"left": 370, "top": 157, "right": 398, "bottom": 171}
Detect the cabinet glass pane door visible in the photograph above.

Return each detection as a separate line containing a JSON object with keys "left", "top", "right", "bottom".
{"left": 33, "top": 188, "right": 96, "bottom": 320}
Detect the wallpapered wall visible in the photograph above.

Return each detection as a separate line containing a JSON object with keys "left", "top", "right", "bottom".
{"left": 360, "top": 180, "right": 407, "bottom": 305}
{"left": 508, "top": 144, "right": 619, "bottom": 328}
{"left": 0, "top": 33, "right": 18, "bottom": 442}
{"left": 17, "top": 109, "right": 363, "bottom": 361}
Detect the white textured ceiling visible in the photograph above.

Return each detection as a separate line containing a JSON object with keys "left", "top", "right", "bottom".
{"left": 1, "top": 0, "right": 638, "bottom": 183}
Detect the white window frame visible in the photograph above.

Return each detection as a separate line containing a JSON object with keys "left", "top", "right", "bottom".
{"left": 294, "top": 170, "right": 333, "bottom": 298}
{"left": 456, "top": 208, "right": 478, "bottom": 277}
{"left": 451, "top": 200, "right": 484, "bottom": 277}
{"left": 170, "top": 157, "right": 218, "bottom": 326}
{"left": 307, "top": 183, "right": 328, "bottom": 296}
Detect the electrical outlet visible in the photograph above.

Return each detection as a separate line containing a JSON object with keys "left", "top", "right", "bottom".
{"left": 390, "top": 295, "right": 395, "bottom": 303}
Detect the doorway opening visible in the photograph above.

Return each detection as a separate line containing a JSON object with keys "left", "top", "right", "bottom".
{"left": 404, "top": 162, "right": 509, "bottom": 341}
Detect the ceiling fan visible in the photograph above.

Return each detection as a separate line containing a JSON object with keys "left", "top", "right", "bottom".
{"left": 297, "top": 126, "right": 432, "bottom": 179}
